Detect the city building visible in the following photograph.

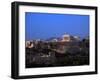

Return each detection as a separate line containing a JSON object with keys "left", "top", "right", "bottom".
{"left": 26, "top": 41, "right": 34, "bottom": 48}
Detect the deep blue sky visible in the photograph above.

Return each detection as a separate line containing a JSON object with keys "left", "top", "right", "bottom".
{"left": 25, "top": 12, "right": 89, "bottom": 40}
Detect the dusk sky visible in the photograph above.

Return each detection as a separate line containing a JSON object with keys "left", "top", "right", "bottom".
{"left": 25, "top": 12, "right": 89, "bottom": 40}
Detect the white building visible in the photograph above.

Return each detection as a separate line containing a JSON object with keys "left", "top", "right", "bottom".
{"left": 61, "top": 34, "right": 70, "bottom": 42}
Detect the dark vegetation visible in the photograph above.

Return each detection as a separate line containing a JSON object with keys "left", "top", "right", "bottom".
{"left": 26, "top": 38, "right": 89, "bottom": 68}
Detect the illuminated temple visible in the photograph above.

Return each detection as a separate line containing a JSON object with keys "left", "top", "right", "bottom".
{"left": 25, "top": 33, "right": 80, "bottom": 48}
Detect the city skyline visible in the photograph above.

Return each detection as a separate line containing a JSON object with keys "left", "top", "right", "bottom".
{"left": 25, "top": 12, "right": 89, "bottom": 40}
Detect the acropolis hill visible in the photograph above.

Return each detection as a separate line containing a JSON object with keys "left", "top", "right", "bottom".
{"left": 25, "top": 33, "right": 89, "bottom": 68}
{"left": 26, "top": 33, "right": 81, "bottom": 48}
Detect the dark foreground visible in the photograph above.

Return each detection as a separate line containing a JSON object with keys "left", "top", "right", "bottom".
{"left": 26, "top": 39, "right": 89, "bottom": 68}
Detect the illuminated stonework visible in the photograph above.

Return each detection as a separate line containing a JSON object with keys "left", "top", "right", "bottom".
{"left": 62, "top": 34, "right": 70, "bottom": 42}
